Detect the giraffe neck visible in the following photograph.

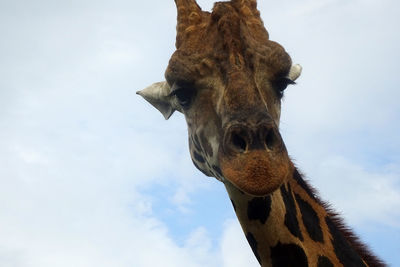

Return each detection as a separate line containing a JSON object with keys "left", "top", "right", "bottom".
{"left": 224, "top": 168, "right": 385, "bottom": 267}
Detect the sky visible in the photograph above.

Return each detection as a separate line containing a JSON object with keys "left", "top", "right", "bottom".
{"left": 0, "top": 0, "right": 399, "bottom": 266}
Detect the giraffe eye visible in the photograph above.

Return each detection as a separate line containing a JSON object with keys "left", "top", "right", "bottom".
{"left": 273, "top": 77, "right": 295, "bottom": 97}
{"left": 173, "top": 87, "right": 193, "bottom": 108}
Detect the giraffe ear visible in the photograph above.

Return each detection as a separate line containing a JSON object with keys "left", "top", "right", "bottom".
{"left": 287, "top": 64, "right": 302, "bottom": 82}
{"left": 137, "top": 81, "right": 177, "bottom": 120}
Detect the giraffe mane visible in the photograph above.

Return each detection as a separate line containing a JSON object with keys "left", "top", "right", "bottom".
{"left": 293, "top": 169, "right": 387, "bottom": 267}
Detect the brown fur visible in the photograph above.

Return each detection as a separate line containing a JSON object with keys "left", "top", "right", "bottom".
{"left": 226, "top": 168, "right": 386, "bottom": 266}
{"left": 141, "top": 0, "right": 386, "bottom": 266}
{"left": 219, "top": 150, "right": 293, "bottom": 196}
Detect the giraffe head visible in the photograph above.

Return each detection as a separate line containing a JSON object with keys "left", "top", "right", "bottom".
{"left": 138, "top": 0, "right": 301, "bottom": 196}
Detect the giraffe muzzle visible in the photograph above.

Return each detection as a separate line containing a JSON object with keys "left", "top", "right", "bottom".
{"left": 219, "top": 122, "right": 292, "bottom": 196}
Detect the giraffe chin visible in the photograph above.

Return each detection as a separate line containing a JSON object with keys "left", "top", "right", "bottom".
{"left": 219, "top": 150, "right": 293, "bottom": 196}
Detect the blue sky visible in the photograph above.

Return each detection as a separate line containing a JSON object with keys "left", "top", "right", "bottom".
{"left": 0, "top": 0, "right": 399, "bottom": 266}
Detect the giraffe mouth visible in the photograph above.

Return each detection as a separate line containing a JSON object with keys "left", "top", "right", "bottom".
{"left": 218, "top": 149, "right": 293, "bottom": 196}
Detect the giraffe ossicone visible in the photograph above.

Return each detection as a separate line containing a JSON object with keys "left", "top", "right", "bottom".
{"left": 138, "top": 0, "right": 385, "bottom": 266}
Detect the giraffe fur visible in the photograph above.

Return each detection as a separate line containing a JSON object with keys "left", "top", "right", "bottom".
{"left": 138, "top": 0, "right": 386, "bottom": 266}
{"left": 225, "top": 168, "right": 385, "bottom": 266}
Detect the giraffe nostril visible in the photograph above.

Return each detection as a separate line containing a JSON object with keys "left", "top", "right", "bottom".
{"left": 265, "top": 129, "right": 278, "bottom": 150}
{"left": 231, "top": 132, "right": 247, "bottom": 152}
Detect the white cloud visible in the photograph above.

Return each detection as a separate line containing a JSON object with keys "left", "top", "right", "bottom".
{"left": 306, "top": 156, "right": 400, "bottom": 227}
{"left": 184, "top": 227, "right": 217, "bottom": 265}
{"left": 220, "top": 219, "right": 259, "bottom": 267}
{"left": 0, "top": 0, "right": 399, "bottom": 266}
{"left": 0, "top": 140, "right": 217, "bottom": 267}
{"left": 274, "top": 0, "right": 400, "bottom": 231}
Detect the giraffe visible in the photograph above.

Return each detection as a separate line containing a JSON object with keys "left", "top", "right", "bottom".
{"left": 137, "top": 0, "right": 386, "bottom": 266}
